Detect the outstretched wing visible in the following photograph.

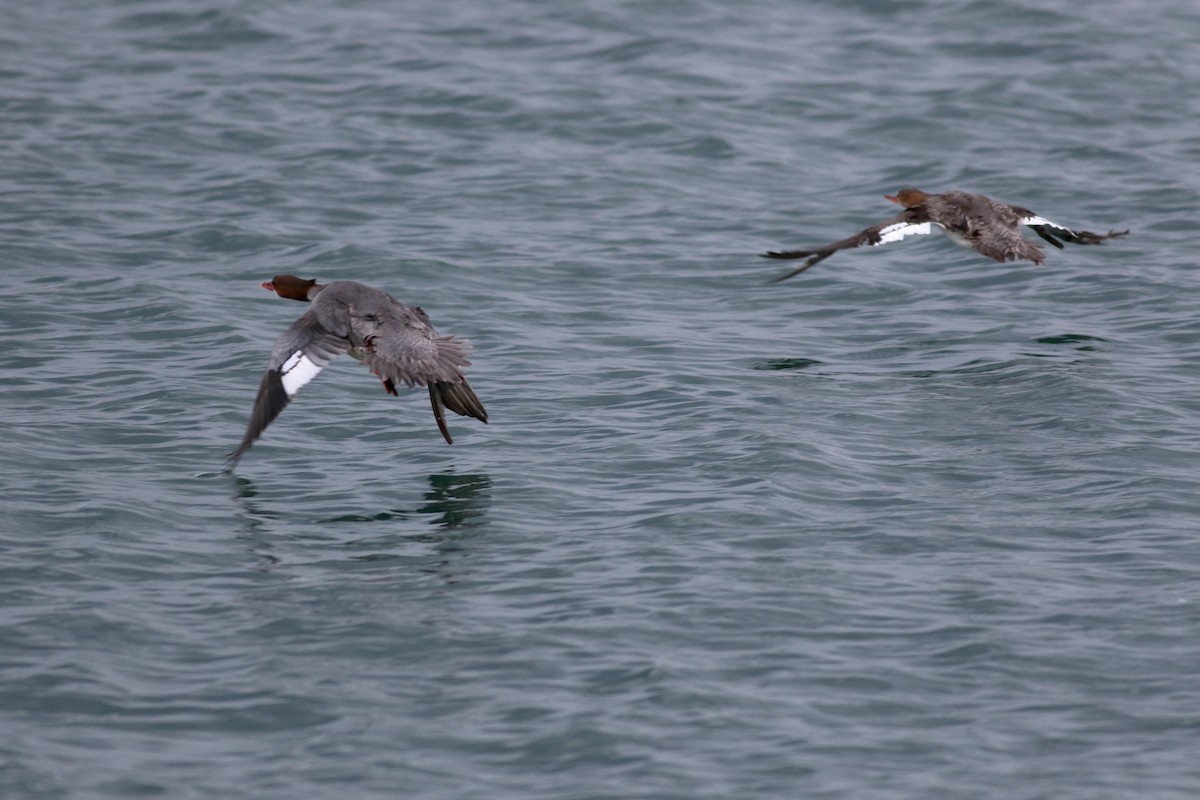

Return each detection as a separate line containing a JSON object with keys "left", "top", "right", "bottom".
{"left": 1017, "top": 210, "right": 1130, "bottom": 249}
{"left": 359, "top": 310, "right": 471, "bottom": 389}
{"left": 358, "top": 308, "right": 487, "bottom": 444}
{"left": 228, "top": 311, "right": 350, "bottom": 465}
{"left": 761, "top": 209, "right": 933, "bottom": 282}
{"left": 427, "top": 379, "right": 489, "bottom": 444}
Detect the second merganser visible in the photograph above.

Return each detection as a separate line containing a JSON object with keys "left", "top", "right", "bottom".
{"left": 229, "top": 275, "right": 488, "bottom": 465}
{"left": 762, "top": 188, "right": 1129, "bottom": 282}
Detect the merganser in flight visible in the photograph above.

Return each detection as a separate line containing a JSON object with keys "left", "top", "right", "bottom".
{"left": 762, "top": 188, "right": 1128, "bottom": 282}
{"left": 229, "top": 275, "right": 487, "bottom": 465}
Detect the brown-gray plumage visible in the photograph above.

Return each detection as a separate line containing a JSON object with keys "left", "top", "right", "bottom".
{"left": 762, "top": 188, "right": 1128, "bottom": 282}
{"left": 228, "top": 275, "right": 487, "bottom": 465}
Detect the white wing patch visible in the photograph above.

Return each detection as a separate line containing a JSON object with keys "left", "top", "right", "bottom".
{"left": 1022, "top": 215, "right": 1067, "bottom": 231}
{"left": 874, "top": 221, "right": 932, "bottom": 246}
{"left": 280, "top": 350, "right": 323, "bottom": 396}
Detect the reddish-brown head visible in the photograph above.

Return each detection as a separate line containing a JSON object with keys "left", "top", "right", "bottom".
{"left": 261, "top": 274, "right": 320, "bottom": 302}
{"left": 883, "top": 188, "right": 930, "bottom": 208}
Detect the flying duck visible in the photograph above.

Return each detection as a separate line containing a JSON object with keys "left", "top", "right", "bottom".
{"left": 229, "top": 275, "right": 487, "bottom": 465}
{"left": 762, "top": 188, "right": 1128, "bottom": 282}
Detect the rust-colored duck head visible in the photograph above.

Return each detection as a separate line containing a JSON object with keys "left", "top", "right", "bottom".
{"left": 883, "top": 188, "right": 931, "bottom": 208}
{"left": 260, "top": 274, "right": 321, "bottom": 302}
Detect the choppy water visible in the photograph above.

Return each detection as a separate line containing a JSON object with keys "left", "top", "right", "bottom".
{"left": 3, "top": 0, "right": 1200, "bottom": 797}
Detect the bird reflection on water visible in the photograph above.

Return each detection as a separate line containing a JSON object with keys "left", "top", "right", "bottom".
{"left": 231, "top": 470, "right": 493, "bottom": 580}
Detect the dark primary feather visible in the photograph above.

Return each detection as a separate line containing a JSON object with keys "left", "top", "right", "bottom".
{"left": 760, "top": 208, "right": 928, "bottom": 282}
{"left": 227, "top": 319, "right": 350, "bottom": 464}
{"left": 433, "top": 379, "right": 488, "bottom": 422}
{"left": 1029, "top": 224, "right": 1129, "bottom": 248}
{"left": 229, "top": 368, "right": 290, "bottom": 463}
{"left": 427, "top": 380, "right": 488, "bottom": 445}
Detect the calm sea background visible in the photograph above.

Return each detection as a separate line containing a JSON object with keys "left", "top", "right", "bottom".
{"left": 3, "top": 0, "right": 1199, "bottom": 797}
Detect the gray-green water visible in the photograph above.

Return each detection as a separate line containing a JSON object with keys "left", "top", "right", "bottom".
{"left": 3, "top": 1, "right": 1199, "bottom": 798}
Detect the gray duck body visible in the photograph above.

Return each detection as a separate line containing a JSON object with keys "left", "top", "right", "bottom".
{"left": 229, "top": 276, "right": 487, "bottom": 465}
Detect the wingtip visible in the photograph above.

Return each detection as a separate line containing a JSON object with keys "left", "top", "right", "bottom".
{"left": 767, "top": 258, "right": 822, "bottom": 283}
{"left": 428, "top": 384, "right": 454, "bottom": 445}
{"left": 760, "top": 250, "right": 812, "bottom": 260}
